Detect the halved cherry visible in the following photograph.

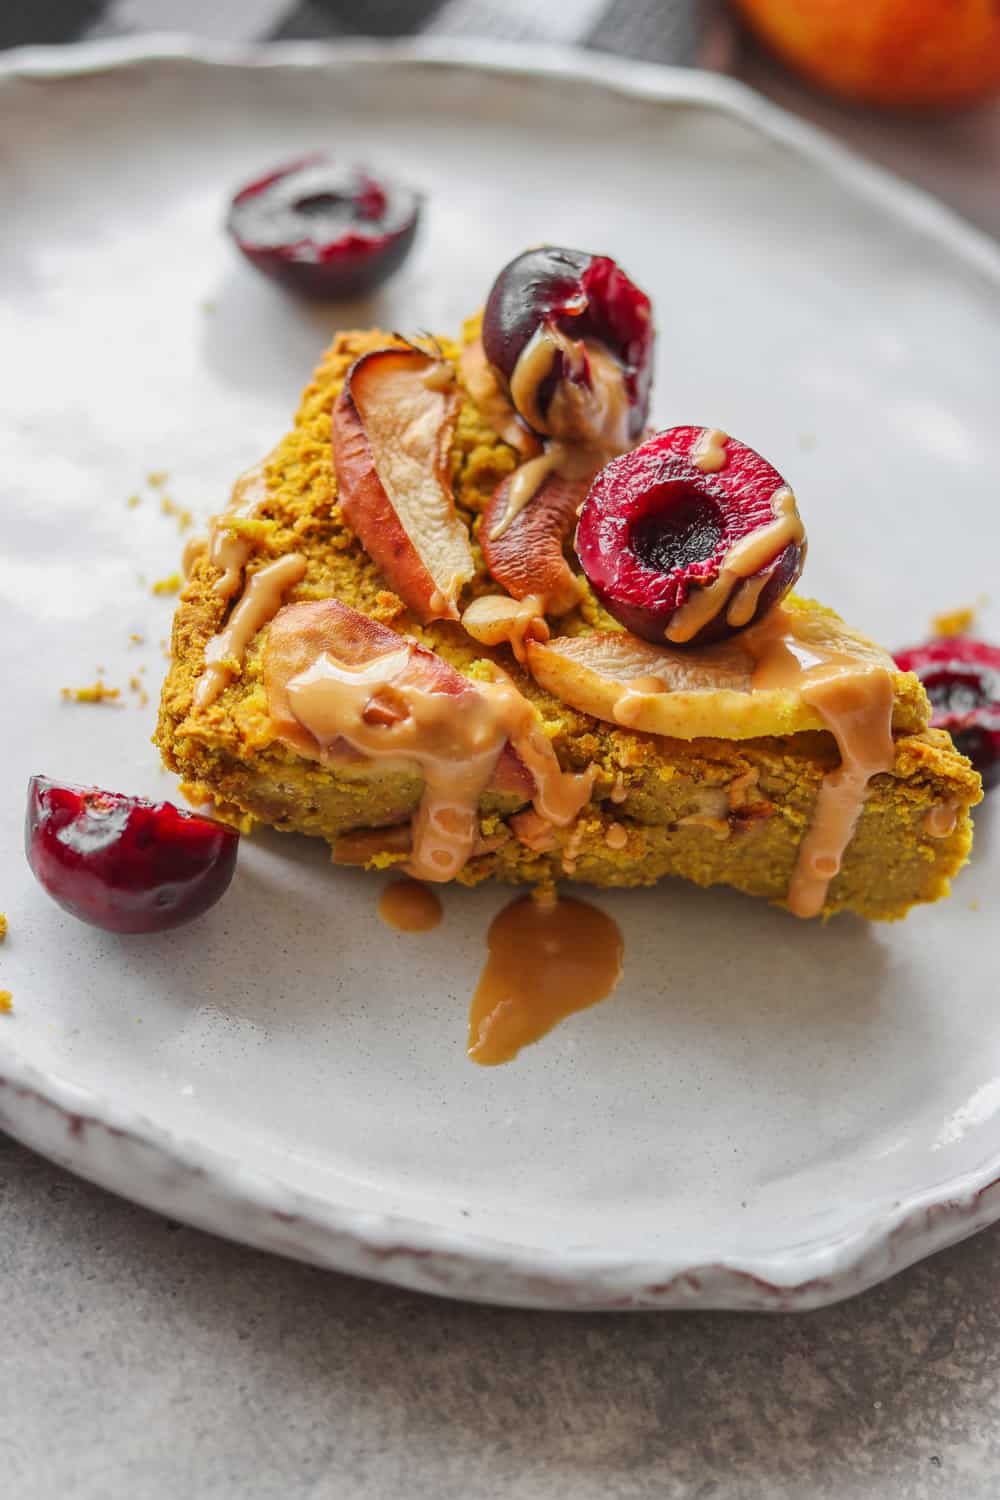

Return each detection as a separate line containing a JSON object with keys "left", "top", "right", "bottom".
{"left": 576, "top": 427, "right": 806, "bottom": 646}
{"left": 895, "top": 636, "right": 1000, "bottom": 790}
{"left": 481, "top": 246, "right": 654, "bottom": 438}
{"left": 26, "top": 778, "right": 239, "bottom": 933}
{"left": 227, "top": 156, "right": 421, "bottom": 300}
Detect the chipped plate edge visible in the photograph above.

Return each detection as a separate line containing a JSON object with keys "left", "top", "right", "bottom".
{"left": 2, "top": 35, "right": 999, "bottom": 1310}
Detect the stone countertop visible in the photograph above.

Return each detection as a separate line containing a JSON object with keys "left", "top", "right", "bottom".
{"left": 5, "top": 40, "right": 1000, "bottom": 1500}
{"left": 4, "top": 1136, "right": 1000, "bottom": 1499}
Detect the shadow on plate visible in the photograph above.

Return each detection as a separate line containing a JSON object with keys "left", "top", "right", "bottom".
{"left": 198, "top": 266, "right": 396, "bottom": 398}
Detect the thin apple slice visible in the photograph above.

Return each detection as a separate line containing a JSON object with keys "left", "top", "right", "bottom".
{"left": 332, "top": 824, "right": 412, "bottom": 866}
{"left": 526, "top": 631, "right": 762, "bottom": 740}
{"left": 480, "top": 469, "right": 588, "bottom": 617}
{"left": 264, "top": 598, "right": 592, "bottom": 881}
{"left": 332, "top": 345, "right": 475, "bottom": 623}
{"left": 526, "top": 604, "right": 927, "bottom": 741}
{"left": 266, "top": 600, "right": 540, "bottom": 800}
{"left": 265, "top": 598, "right": 474, "bottom": 757}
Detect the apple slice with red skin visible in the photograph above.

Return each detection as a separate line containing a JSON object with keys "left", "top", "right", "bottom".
{"left": 332, "top": 345, "right": 475, "bottom": 623}
{"left": 264, "top": 598, "right": 535, "bottom": 797}
{"left": 480, "top": 470, "right": 588, "bottom": 617}
{"left": 266, "top": 597, "right": 470, "bottom": 752}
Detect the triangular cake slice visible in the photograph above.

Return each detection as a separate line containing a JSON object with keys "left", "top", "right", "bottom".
{"left": 158, "top": 265, "right": 981, "bottom": 921}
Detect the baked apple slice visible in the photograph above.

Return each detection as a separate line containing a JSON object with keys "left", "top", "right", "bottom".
{"left": 265, "top": 597, "right": 471, "bottom": 758}
{"left": 479, "top": 469, "right": 588, "bottom": 618}
{"left": 526, "top": 606, "right": 920, "bottom": 741}
{"left": 264, "top": 599, "right": 591, "bottom": 881}
{"left": 332, "top": 345, "right": 475, "bottom": 623}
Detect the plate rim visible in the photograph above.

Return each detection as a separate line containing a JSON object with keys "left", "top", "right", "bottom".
{"left": 2, "top": 33, "right": 999, "bottom": 1311}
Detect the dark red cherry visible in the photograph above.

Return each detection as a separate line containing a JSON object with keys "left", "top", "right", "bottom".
{"left": 26, "top": 777, "right": 239, "bottom": 933}
{"left": 895, "top": 637, "right": 1000, "bottom": 790}
{"left": 227, "top": 156, "right": 421, "bottom": 300}
{"left": 481, "top": 246, "right": 654, "bottom": 438}
{"left": 575, "top": 427, "right": 806, "bottom": 646}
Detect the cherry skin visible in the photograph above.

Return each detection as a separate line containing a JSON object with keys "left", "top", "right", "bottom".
{"left": 895, "top": 636, "right": 1000, "bottom": 790}
{"left": 481, "top": 245, "right": 654, "bottom": 438}
{"left": 227, "top": 157, "right": 421, "bottom": 300}
{"left": 576, "top": 427, "right": 806, "bottom": 647}
{"left": 26, "top": 778, "right": 239, "bottom": 934}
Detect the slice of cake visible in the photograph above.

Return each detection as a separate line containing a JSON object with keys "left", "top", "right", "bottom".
{"left": 157, "top": 247, "right": 981, "bottom": 920}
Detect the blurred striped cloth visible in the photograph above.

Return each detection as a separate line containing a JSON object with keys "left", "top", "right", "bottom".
{"left": 1, "top": 0, "right": 734, "bottom": 68}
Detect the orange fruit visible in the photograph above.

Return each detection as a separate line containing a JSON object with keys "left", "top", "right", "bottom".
{"left": 732, "top": 0, "right": 1000, "bottom": 108}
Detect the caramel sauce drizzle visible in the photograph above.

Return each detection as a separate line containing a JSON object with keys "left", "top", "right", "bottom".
{"left": 746, "top": 607, "right": 896, "bottom": 918}
{"left": 459, "top": 339, "right": 541, "bottom": 460}
{"left": 207, "top": 460, "right": 271, "bottom": 599}
{"left": 491, "top": 325, "right": 632, "bottom": 540}
{"left": 284, "top": 648, "right": 595, "bottom": 884}
{"left": 379, "top": 879, "right": 443, "bottom": 932}
{"left": 194, "top": 553, "right": 306, "bottom": 709}
{"left": 692, "top": 427, "right": 729, "bottom": 474}
{"left": 726, "top": 567, "right": 775, "bottom": 630}
{"left": 467, "top": 894, "right": 624, "bottom": 1066}
{"left": 665, "top": 487, "right": 805, "bottom": 645}
{"left": 490, "top": 446, "right": 567, "bottom": 537}
{"left": 460, "top": 593, "right": 550, "bottom": 663}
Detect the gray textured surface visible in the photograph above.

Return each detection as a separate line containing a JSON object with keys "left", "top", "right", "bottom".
{"left": 3, "top": 1133, "right": 1000, "bottom": 1499}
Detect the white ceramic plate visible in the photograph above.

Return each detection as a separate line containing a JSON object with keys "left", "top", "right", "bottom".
{"left": 2, "top": 37, "right": 998, "bottom": 1311}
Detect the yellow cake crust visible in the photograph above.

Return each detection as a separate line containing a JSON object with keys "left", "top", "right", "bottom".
{"left": 156, "top": 329, "right": 982, "bottom": 919}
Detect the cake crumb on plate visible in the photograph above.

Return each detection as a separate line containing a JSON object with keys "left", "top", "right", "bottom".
{"left": 61, "top": 681, "right": 121, "bottom": 704}
{"left": 932, "top": 605, "right": 976, "bottom": 636}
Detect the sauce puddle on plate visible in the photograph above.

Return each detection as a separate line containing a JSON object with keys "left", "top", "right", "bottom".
{"left": 468, "top": 894, "right": 624, "bottom": 1066}
{"left": 378, "top": 878, "right": 443, "bottom": 933}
